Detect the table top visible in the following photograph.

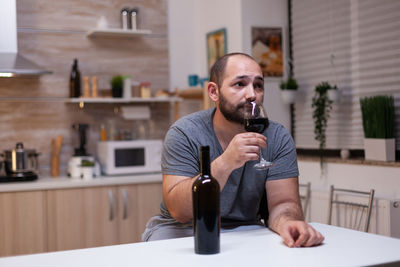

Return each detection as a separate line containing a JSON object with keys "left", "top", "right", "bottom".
{"left": 0, "top": 223, "right": 399, "bottom": 267}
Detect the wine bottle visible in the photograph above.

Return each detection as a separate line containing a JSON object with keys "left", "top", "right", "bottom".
{"left": 192, "top": 145, "right": 220, "bottom": 254}
{"left": 69, "top": 59, "right": 81, "bottom": 98}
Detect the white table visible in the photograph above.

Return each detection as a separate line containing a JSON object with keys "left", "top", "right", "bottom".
{"left": 0, "top": 223, "right": 399, "bottom": 267}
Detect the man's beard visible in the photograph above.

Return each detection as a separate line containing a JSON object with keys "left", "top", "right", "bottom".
{"left": 218, "top": 90, "right": 245, "bottom": 125}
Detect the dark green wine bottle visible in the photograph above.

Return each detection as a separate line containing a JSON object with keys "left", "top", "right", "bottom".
{"left": 69, "top": 58, "right": 81, "bottom": 98}
{"left": 192, "top": 146, "right": 220, "bottom": 254}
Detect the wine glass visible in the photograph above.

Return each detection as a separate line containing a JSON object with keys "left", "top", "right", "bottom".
{"left": 243, "top": 101, "right": 273, "bottom": 170}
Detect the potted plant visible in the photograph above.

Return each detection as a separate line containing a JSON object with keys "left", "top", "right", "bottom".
{"left": 312, "top": 81, "right": 334, "bottom": 168}
{"left": 280, "top": 77, "right": 298, "bottom": 104}
{"left": 80, "top": 159, "right": 95, "bottom": 180}
{"left": 360, "top": 95, "right": 395, "bottom": 161}
{"left": 111, "top": 75, "right": 124, "bottom": 97}
{"left": 327, "top": 84, "right": 340, "bottom": 102}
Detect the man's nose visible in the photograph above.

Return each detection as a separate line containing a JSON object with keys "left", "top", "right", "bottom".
{"left": 245, "top": 85, "right": 256, "bottom": 102}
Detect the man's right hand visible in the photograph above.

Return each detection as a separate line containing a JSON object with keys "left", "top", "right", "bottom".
{"left": 220, "top": 132, "right": 266, "bottom": 171}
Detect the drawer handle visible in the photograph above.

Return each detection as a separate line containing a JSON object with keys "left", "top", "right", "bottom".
{"left": 108, "top": 190, "right": 115, "bottom": 221}
{"left": 122, "top": 189, "right": 128, "bottom": 220}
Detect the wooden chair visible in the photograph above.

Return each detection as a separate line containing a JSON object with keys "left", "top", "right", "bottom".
{"left": 173, "top": 82, "right": 214, "bottom": 121}
{"left": 299, "top": 182, "right": 311, "bottom": 220}
{"left": 328, "top": 185, "right": 375, "bottom": 232}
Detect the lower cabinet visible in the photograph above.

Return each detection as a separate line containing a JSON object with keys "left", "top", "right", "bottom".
{"left": 47, "top": 182, "right": 162, "bottom": 252}
{"left": 0, "top": 191, "right": 47, "bottom": 257}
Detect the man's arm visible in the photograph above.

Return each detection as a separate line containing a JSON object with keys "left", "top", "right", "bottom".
{"left": 266, "top": 177, "right": 324, "bottom": 247}
{"left": 163, "top": 132, "right": 266, "bottom": 223}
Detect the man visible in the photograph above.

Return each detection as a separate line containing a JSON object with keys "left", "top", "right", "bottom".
{"left": 143, "top": 52, "right": 324, "bottom": 247}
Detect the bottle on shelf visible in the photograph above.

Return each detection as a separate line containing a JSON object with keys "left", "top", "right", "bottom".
{"left": 192, "top": 145, "right": 220, "bottom": 255}
{"left": 69, "top": 59, "right": 81, "bottom": 98}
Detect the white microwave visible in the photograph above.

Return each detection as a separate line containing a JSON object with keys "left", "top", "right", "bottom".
{"left": 97, "top": 140, "right": 163, "bottom": 175}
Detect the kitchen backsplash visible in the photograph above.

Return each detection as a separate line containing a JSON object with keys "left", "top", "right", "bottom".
{"left": 0, "top": 0, "right": 169, "bottom": 177}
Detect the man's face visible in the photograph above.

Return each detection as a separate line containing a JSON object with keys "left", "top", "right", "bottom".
{"left": 218, "top": 56, "right": 264, "bottom": 124}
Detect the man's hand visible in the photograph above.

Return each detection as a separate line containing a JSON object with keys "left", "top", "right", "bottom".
{"left": 220, "top": 132, "right": 266, "bottom": 171}
{"left": 278, "top": 220, "right": 324, "bottom": 247}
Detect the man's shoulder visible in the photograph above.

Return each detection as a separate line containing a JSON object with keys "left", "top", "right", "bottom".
{"left": 172, "top": 108, "right": 215, "bottom": 130}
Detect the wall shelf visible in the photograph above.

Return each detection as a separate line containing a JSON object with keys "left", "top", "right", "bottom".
{"left": 86, "top": 28, "right": 152, "bottom": 38}
{"left": 67, "top": 97, "right": 181, "bottom": 104}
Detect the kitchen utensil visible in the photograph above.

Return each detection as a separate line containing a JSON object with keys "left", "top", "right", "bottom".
{"left": 51, "top": 135, "right": 63, "bottom": 177}
{"left": 0, "top": 142, "right": 39, "bottom": 182}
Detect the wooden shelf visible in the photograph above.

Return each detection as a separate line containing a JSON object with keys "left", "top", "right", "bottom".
{"left": 86, "top": 28, "right": 152, "bottom": 38}
{"left": 67, "top": 97, "right": 181, "bottom": 104}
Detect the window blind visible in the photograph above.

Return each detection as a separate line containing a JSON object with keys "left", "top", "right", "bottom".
{"left": 291, "top": 0, "right": 400, "bottom": 150}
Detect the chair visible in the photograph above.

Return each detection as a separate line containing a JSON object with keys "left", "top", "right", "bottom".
{"left": 299, "top": 182, "right": 311, "bottom": 220}
{"left": 328, "top": 185, "right": 375, "bottom": 232}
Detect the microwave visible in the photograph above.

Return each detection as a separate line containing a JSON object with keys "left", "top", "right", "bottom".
{"left": 97, "top": 140, "right": 163, "bottom": 175}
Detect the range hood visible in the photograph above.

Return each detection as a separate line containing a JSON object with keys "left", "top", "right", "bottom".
{"left": 0, "top": 0, "right": 52, "bottom": 77}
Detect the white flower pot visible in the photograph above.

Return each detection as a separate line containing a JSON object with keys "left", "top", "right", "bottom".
{"left": 364, "top": 138, "right": 395, "bottom": 161}
{"left": 328, "top": 89, "right": 340, "bottom": 102}
{"left": 280, "top": 90, "right": 297, "bottom": 104}
{"left": 81, "top": 167, "right": 94, "bottom": 180}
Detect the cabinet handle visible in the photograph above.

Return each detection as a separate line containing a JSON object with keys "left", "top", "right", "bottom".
{"left": 108, "top": 190, "right": 115, "bottom": 221}
{"left": 122, "top": 189, "right": 128, "bottom": 220}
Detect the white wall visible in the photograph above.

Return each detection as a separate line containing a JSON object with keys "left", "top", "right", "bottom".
{"left": 240, "top": 0, "right": 290, "bottom": 131}
{"left": 299, "top": 160, "right": 400, "bottom": 236}
{"left": 168, "top": 0, "right": 291, "bottom": 130}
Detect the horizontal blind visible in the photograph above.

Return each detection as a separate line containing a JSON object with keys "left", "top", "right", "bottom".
{"left": 292, "top": 0, "right": 400, "bottom": 150}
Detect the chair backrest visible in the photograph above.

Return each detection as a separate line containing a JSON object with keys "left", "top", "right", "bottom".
{"left": 299, "top": 182, "right": 311, "bottom": 220}
{"left": 328, "top": 185, "right": 375, "bottom": 232}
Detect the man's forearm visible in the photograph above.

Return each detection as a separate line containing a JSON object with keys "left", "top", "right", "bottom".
{"left": 164, "top": 155, "right": 234, "bottom": 223}
{"left": 268, "top": 201, "right": 304, "bottom": 234}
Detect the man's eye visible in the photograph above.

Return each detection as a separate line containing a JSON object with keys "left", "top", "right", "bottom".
{"left": 234, "top": 82, "right": 244, "bottom": 87}
{"left": 255, "top": 83, "right": 264, "bottom": 89}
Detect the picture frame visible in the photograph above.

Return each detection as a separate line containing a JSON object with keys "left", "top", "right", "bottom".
{"left": 251, "top": 27, "right": 284, "bottom": 77}
{"left": 206, "top": 28, "right": 227, "bottom": 74}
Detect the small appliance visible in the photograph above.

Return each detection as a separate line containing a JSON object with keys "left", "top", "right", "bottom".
{"left": 97, "top": 140, "right": 162, "bottom": 175}
{"left": 0, "top": 142, "right": 39, "bottom": 182}
{"left": 67, "top": 123, "right": 100, "bottom": 179}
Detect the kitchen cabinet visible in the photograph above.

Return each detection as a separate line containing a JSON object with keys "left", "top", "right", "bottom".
{"left": 47, "top": 182, "right": 162, "bottom": 251}
{"left": 47, "top": 186, "right": 119, "bottom": 251}
{"left": 0, "top": 191, "right": 47, "bottom": 257}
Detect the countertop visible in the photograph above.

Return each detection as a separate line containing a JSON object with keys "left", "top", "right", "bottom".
{"left": 0, "top": 173, "right": 162, "bottom": 193}
{"left": 0, "top": 223, "right": 399, "bottom": 267}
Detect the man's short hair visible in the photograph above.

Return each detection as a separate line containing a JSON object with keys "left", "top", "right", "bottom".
{"left": 209, "top": 53, "right": 259, "bottom": 88}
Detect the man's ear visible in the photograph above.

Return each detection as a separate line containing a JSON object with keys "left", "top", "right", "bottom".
{"left": 207, "top": 82, "right": 219, "bottom": 102}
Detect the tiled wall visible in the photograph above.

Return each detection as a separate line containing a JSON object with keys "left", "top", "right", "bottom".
{"left": 0, "top": 0, "right": 170, "bottom": 176}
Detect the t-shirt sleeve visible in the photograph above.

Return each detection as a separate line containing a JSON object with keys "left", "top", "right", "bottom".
{"left": 161, "top": 125, "right": 200, "bottom": 177}
{"left": 266, "top": 124, "right": 299, "bottom": 181}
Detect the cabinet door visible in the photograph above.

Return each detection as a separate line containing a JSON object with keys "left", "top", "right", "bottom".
{"left": 0, "top": 191, "right": 47, "bottom": 257}
{"left": 47, "top": 186, "right": 118, "bottom": 251}
{"left": 136, "top": 182, "right": 162, "bottom": 241}
{"left": 118, "top": 182, "right": 162, "bottom": 243}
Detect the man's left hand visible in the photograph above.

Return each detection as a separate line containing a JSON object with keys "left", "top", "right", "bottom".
{"left": 278, "top": 220, "right": 324, "bottom": 247}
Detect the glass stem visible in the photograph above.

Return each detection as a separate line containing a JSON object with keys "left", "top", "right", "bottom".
{"left": 259, "top": 146, "right": 265, "bottom": 163}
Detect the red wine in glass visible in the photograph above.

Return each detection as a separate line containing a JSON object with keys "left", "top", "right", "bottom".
{"left": 244, "top": 118, "right": 269, "bottom": 133}
{"left": 243, "top": 102, "right": 273, "bottom": 170}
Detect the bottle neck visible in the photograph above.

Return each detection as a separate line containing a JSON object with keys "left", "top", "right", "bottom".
{"left": 200, "top": 147, "right": 210, "bottom": 176}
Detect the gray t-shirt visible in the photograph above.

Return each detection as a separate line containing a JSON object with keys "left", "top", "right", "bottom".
{"left": 159, "top": 108, "right": 298, "bottom": 224}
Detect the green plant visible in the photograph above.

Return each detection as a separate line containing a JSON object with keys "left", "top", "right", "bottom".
{"left": 280, "top": 77, "right": 298, "bottom": 90}
{"left": 111, "top": 75, "right": 123, "bottom": 90}
{"left": 360, "top": 95, "right": 395, "bottom": 139}
{"left": 312, "top": 81, "right": 334, "bottom": 168}
{"left": 110, "top": 75, "right": 124, "bottom": 97}
{"left": 81, "top": 159, "right": 95, "bottom": 167}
